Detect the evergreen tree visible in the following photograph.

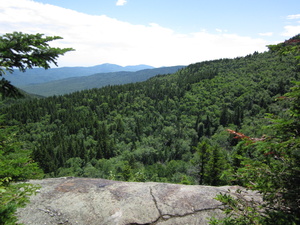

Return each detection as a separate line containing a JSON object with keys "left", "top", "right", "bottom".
{"left": 211, "top": 34, "right": 300, "bottom": 225}
{"left": 0, "top": 32, "right": 74, "bottom": 99}
{"left": 191, "top": 139, "right": 211, "bottom": 185}
{"left": 0, "top": 116, "right": 43, "bottom": 224}
{"left": 0, "top": 31, "right": 73, "bottom": 224}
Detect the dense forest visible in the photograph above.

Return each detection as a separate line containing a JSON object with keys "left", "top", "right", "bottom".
{"left": 1, "top": 32, "right": 300, "bottom": 224}
{"left": 18, "top": 65, "right": 185, "bottom": 96}
{"left": 1, "top": 49, "right": 299, "bottom": 186}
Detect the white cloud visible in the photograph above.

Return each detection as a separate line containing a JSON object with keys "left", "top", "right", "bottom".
{"left": 282, "top": 14, "right": 300, "bottom": 37}
{"left": 287, "top": 14, "right": 300, "bottom": 20}
{"left": 0, "top": 0, "right": 269, "bottom": 67}
{"left": 259, "top": 32, "right": 273, "bottom": 37}
{"left": 215, "top": 28, "right": 228, "bottom": 33}
{"left": 282, "top": 25, "right": 300, "bottom": 37}
{"left": 116, "top": 0, "right": 127, "bottom": 6}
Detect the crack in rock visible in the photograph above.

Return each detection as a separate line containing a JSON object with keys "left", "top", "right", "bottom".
{"left": 126, "top": 187, "right": 163, "bottom": 225}
{"left": 152, "top": 206, "right": 222, "bottom": 225}
{"left": 127, "top": 187, "right": 223, "bottom": 225}
{"left": 18, "top": 178, "right": 244, "bottom": 225}
{"left": 150, "top": 187, "right": 163, "bottom": 217}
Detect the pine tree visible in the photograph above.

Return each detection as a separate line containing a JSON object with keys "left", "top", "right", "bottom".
{"left": 211, "top": 34, "right": 300, "bottom": 225}
{"left": 0, "top": 116, "right": 43, "bottom": 224}
{"left": 0, "top": 32, "right": 74, "bottom": 99}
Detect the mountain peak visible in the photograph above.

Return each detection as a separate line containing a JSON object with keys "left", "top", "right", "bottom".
{"left": 7, "top": 64, "right": 155, "bottom": 86}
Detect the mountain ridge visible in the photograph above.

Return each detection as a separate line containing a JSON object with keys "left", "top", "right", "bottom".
{"left": 18, "top": 66, "right": 185, "bottom": 96}
{"left": 6, "top": 63, "right": 155, "bottom": 86}
{"left": 2, "top": 50, "right": 299, "bottom": 184}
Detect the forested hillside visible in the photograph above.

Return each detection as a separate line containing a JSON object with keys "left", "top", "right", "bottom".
{"left": 1, "top": 49, "right": 299, "bottom": 185}
{"left": 18, "top": 66, "right": 185, "bottom": 96}
{"left": 7, "top": 63, "right": 154, "bottom": 86}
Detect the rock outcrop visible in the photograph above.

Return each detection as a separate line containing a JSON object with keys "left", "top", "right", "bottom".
{"left": 17, "top": 177, "right": 246, "bottom": 225}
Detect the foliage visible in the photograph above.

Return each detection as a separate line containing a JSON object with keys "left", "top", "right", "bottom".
{"left": 0, "top": 34, "right": 300, "bottom": 223}
{"left": 0, "top": 34, "right": 299, "bottom": 224}
{"left": 211, "top": 34, "right": 300, "bottom": 225}
{"left": 268, "top": 34, "right": 300, "bottom": 61}
{"left": 0, "top": 116, "right": 43, "bottom": 224}
{"left": 12, "top": 66, "right": 185, "bottom": 97}
{"left": 0, "top": 31, "right": 73, "bottom": 224}
{"left": 1, "top": 36, "right": 300, "bottom": 188}
{"left": 0, "top": 31, "right": 74, "bottom": 99}
{"left": 210, "top": 189, "right": 263, "bottom": 225}
{"left": 211, "top": 84, "right": 300, "bottom": 224}
{"left": 191, "top": 139, "right": 228, "bottom": 185}
{"left": 0, "top": 32, "right": 74, "bottom": 74}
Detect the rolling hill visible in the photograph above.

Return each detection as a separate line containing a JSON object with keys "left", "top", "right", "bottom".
{"left": 6, "top": 63, "right": 154, "bottom": 86}
{"left": 2, "top": 35, "right": 300, "bottom": 224}
{"left": 2, "top": 49, "right": 299, "bottom": 182}
{"left": 18, "top": 66, "right": 185, "bottom": 96}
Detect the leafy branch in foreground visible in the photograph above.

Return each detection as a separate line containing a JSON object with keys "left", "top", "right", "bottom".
{"left": 210, "top": 189, "right": 263, "bottom": 225}
{"left": 0, "top": 31, "right": 73, "bottom": 224}
{"left": 0, "top": 32, "right": 74, "bottom": 74}
{"left": 0, "top": 31, "right": 74, "bottom": 99}
{"left": 0, "top": 117, "right": 43, "bottom": 224}
{"left": 0, "top": 178, "right": 40, "bottom": 225}
{"left": 211, "top": 83, "right": 300, "bottom": 225}
{"left": 210, "top": 33, "right": 300, "bottom": 225}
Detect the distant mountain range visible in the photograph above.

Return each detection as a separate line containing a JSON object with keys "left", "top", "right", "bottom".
{"left": 6, "top": 63, "right": 155, "bottom": 86}
{"left": 13, "top": 65, "right": 185, "bottom": 97}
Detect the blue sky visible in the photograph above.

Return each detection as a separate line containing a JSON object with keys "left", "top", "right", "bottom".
{"left": 33, "top": 0, "right": 299, "bottom": 36}
{"left": 1, "top": 0, "right": 300, "bottom": 67}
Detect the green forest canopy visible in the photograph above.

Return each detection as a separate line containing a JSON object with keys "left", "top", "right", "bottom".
{"left": 1, "top": 43, "right": 299, "bottom": 183}
{"left": 1, "top": 33, "right": 300, "bottom": 224}
{"left": 0, "top": 31, "right": 73, "bottom": 224}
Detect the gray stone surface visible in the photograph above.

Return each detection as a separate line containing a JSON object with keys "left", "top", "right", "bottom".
{"left": 16, "top": 177, "right": 243, "bottom": 225}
